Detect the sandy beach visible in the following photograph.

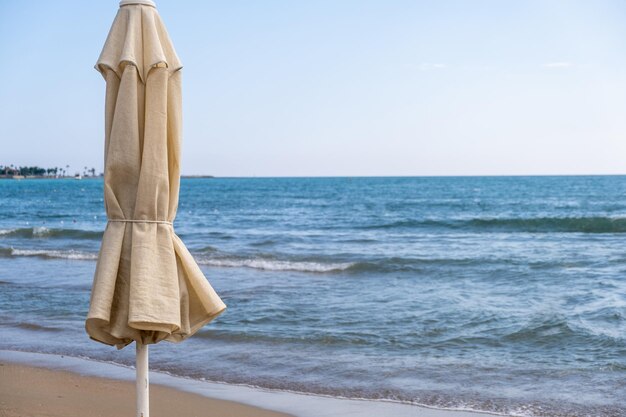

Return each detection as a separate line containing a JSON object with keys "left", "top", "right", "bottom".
{"left": 0, "top": 362, "right": 293, "bottom": 417}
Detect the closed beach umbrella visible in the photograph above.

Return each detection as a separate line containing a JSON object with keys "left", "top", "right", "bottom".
{"left": 86, "top": 0, "right": 226, "bottom": 415}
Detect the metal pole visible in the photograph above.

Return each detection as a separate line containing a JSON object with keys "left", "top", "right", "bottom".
{"left": 136, "top": 342, "right": 149, "bottom": 417}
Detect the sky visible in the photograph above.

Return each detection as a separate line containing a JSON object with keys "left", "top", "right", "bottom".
{"left": 1, "top": 0, "right": 625, "bottom": 177}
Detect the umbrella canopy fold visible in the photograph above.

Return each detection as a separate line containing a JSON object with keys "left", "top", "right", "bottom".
{"left": 86, "top": 0, "right": 226, "bottom": 349}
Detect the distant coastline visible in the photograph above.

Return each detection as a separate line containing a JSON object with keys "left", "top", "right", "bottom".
{"left": 0, "top": 175, "right": 215, "bottom": 180}
{"left": 0, "top": 175, "right": 101, "bottom": 180}
{"left": 0, "top": 165, "right": 216, "bottom": 180}
{"left": 0, "top": 165, "right": 101, "bottom": 180}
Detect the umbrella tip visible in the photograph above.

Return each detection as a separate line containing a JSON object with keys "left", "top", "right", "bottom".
{"left": 119, "top": 0, "right": 156, "bottom": 8}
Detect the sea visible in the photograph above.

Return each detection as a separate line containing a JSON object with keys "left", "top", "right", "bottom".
{"left": 0, "top": 176, "right": 624, "bottom": 416}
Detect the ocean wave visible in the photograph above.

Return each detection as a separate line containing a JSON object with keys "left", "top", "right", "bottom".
{"left": 1, "top": 247, "right": 98, "bottom": 260}
{"left": 200, "top": 314, "right": 626, "bottom": 359}
{"left": 196, "top": 256, "right": 354, "bottom": 273}
{"left": 13, "top": 322, "right": 63, "bottom": 332}
{"left": 0, "top": 227, "right": 102, "bottom": 239}
{"left": 197, "top": 245, "right": 219, "bottom": 253}
{"left": 344, "top": 257, "right": 481, "bottom": 273}
{"left": 199, "top": 253, "right": 563, "bottom": 274}
{"left": 0, "top": 244, "right": 573, "bottom": 274}
{"left": 500, "top": 314, "right": 626, "bottom": 348}
{"left": 196, "top": 329, "right": 374, "bottom": 347}
{"left": 360, "top": 216, "right": 626, "bottom": 233}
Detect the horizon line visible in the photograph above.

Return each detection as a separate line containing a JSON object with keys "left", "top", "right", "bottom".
{"left": 180, "top": 173, "right": 626, "bottom": 178}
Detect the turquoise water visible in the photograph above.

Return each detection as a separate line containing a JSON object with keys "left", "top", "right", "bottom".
{"left": 0, "top": 176, "right": 625, "bottom": 416}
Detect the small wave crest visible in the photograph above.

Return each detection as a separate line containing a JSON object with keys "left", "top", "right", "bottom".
{"left": 361, "top": 216, "right": 626, "bottom": 233}
{"left": 198, "top": 252, "right": 524, "bottom": 274}
{"left": 0, "top": 227, "right": 102, "bottom": 240}
{"left": 508, "top": 315, "right": 625, "bottom": 344}
{"left": 3, "top": 248, "right": 98, "bottom": 260}
{"left": 197, "top": 256, "right": 354, "bottom": 273}
{"left": 13, "top": 322, "right": 63, "bottom": 332}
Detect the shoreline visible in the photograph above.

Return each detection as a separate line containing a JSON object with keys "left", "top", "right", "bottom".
{"left": 0, "top": 350, "right": 494, "bottom": 417}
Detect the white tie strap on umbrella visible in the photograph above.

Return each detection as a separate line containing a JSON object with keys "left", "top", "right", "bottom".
{"left": 86, "top": 1, "right": 226, "bottom": 415}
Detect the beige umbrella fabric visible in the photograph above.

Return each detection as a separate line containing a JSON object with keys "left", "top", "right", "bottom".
{"left": 86, "top": 0, "right": 226, "bottom": 349}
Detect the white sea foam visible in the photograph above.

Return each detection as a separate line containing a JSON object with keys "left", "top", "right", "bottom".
{"left": 198, "top": 257, "right": 353, "bottom": 273}
{"left": 10, "top": 248, "right": 98, "bottom": 260}
{"left": 0, "top": 229, "right": 15, "bottom": 236}
{"left": 32, "top": 227, "right": 51, "bottom": 237}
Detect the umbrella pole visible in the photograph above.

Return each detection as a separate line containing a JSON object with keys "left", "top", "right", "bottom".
{"left": 136, "top": 341, "right": 149, "bottom": 417}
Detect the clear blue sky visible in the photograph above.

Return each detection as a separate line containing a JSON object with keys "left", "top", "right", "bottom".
{"left": 1, "top": 0, "right": 625, "bottom": 176}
